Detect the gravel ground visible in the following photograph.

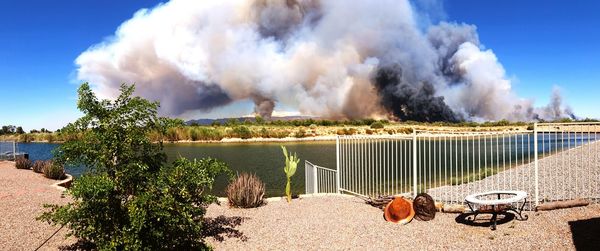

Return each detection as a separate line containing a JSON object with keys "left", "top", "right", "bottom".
{"left": 2, "top": 159, "right": 599, "bottom": 250}
{"left": 429, "top": 140, "right": 600, "bottom": 208}
{"left": 206, "top": 195, "right": 600, "bottom": 250}
{"left": 0, "top": 161, "right": 75, "bottom": 251}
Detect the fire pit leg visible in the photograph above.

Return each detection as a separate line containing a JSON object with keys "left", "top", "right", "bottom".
{"left": 507, "top": 198, "right": 529, "bottom": 221}
{"left": 491, "top": 205, "right": 497, "bottom": 230}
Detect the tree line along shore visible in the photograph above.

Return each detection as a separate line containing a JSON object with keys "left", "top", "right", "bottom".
{"left": 4, "top": 117, "right": 597, "bottom": 143}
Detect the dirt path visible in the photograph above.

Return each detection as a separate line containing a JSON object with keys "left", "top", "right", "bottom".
{"left": 0, "top": 161, "right": 75, "bottom": 250}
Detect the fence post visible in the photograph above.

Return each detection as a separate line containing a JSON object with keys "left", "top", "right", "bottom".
{"left": 412, "top": 129, "right": 417, "bottom": 197}
{"left": 305, "top": 161, "right": 309, "bottom": 194}
{"left": 534, "top": 123, "right": 539, "bottom": 208}
{"left": 13, "top": 141, "right": 16, "bottom": 160}
{"left": 336, "top": 136, "right": 341, "bottom": 193}
{"left": 313, "top": 164, "right": 318, "bottom": 193}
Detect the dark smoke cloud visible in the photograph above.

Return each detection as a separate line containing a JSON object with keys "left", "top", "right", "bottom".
{"left": 374, "top": 64, "right": 459, "bottom": 122}
{"left": 76, "top": 0, "right": 574, "bottom": 122}
{"left": 252, "top": 96, "right": 276, "bottom": 119}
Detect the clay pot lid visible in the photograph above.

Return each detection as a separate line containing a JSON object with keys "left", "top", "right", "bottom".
{"left": 384, "top": 197, "right": 415, "bottom": 224}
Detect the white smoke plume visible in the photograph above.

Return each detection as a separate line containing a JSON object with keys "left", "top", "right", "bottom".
{"left": 76, "top": 0, "right": 573, "bottom": 121}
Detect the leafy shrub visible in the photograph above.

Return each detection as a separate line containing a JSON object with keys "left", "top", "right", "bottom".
{"left": 38, "top": 83, "right": 232, "bottom": 250}
{"left": 32, "top": 160, "right": 52, "bottom": 173}
{"left": 231, "top": 126, "right": 252, "bottom": 139}
{"left": 370, "top": 122, "right": 384, "bottom": 129}
{"left": 15, "top": 158, "right": 32, "bottom": 169}
{"left": 226, "top": 173, "right": 265, "bottom": 208}
{"left": 43, "top": 162, "right": 65, "bottom": 180}
{"left": 199, "top": 127, "right": 224, "bottom": 140}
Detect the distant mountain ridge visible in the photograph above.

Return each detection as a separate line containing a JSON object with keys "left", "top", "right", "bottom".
{"left": 185, "top": 116, "right": 316, "bottom": 125}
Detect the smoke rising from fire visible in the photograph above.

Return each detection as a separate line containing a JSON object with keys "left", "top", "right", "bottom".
{"left": 76, "top": 0, "right": 573, "bottom": 121}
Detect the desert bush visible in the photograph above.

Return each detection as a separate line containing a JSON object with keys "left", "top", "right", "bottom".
{"left": 226, "top": 173, "right": 265, "bottom": 208}
{"left": 43, "top": 162, "right": 65, "bottom": 180}
{"left": 15, "top": 158, "right": 32, "bottom": 169}
{"left": 259, "top": 127, "right": 270, "bottom": 138}
{"left": 44, "top": 133, "right": 55, "bottom": 143}
{"left": 194, "top": 127, "right": 224, "bottom": 141}
{"left": 32, "top": 160, "right": 52, "bottom": 173}
{"left": 230, "top": 126, "right": 252, "bottom": 139}
{"left": 274, "top": 130, "right": 290, "bottom": 138}
{"left": 18, "top": 134, "right": 32, "bottom": 142}
{"left": 295, "top": 128, "right": 307, "bottom": 138}
{"left": 370, "top": 122, "right": 384, "bottom": 129}
{"left": 165, "top": 127, "right": 178, "bottom": 142}
{"left": 397, "top": 127, "right": 413, "bottom": 134}
{"left": 365, "top": 129, "right": 373, "bottom": 135}
{"left": 336, "top": 128, "right": 357, "bottom": 135}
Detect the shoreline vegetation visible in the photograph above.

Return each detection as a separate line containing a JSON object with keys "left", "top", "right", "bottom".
{"left": 1, "top": 118, "right": 598, "bottom": 144}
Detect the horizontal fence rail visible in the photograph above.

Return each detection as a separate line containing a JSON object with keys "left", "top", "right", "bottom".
{"left": 305, "top": 161, "right": 338, "bottom": 194}
{"left": 305, "top": 122, "right": 600, "bottom": 209}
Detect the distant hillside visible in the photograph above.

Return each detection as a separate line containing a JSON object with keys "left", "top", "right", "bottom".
{"left": 185, "top": 116, "right": 316, "bottom": 125}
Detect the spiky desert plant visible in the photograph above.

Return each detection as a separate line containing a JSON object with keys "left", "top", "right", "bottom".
{"left": 15, "top": 157, "right": 32, "bottom": 169}
{"left": 226, "top": 173, "right": 265, "bottom": 208}
{"left": 281, "top": 146, "right": 299, "bottom": 203}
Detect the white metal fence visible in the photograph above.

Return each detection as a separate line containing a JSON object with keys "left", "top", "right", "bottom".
{"left": 305, "top": 161, "right": 338, "bottom": 194}
{"left": 305, "top": 122, "right": 600, "bottom": 208}
{"left": 0, "top": 141, "right": 17, "bottom": 160}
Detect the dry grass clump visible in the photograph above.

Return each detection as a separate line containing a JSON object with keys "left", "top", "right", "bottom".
{"left": 32, "top": 160, "right": 52, "bottom": 173}
{"left": 43, "top": 161, "right": 65, "bottom": 180}
{"left": 337, "top": 128, "right": 357, "bottom": 135}
{"left": 15, "top": 158, "right": 32, "bottom": 169}
{"left": 226, "top": 173, "right": 266, "bottom": 208}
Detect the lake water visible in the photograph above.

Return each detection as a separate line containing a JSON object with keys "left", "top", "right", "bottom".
{"left": 13, "top": 132, "right": 597, "bottom": 197}
{"left": 16, "top": 142, "right": 336, "bottom": 197}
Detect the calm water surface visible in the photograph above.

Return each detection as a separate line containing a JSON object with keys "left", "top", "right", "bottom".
{"left": 17, "top": 141, "right": 336, "bottom": 196}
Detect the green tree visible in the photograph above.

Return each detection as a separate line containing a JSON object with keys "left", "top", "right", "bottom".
{"left": 255, "top": 115, "right": 264, "bottom": 125}
{"left": 39, "top": 83, "right": 230, "bottom": 250}
{"left": 16, "top": 126, "right": 24, "bottom": 134}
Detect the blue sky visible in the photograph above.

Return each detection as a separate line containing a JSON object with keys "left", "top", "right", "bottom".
{"left": 0, "top": 0, "right": 599, "bottom": 131}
